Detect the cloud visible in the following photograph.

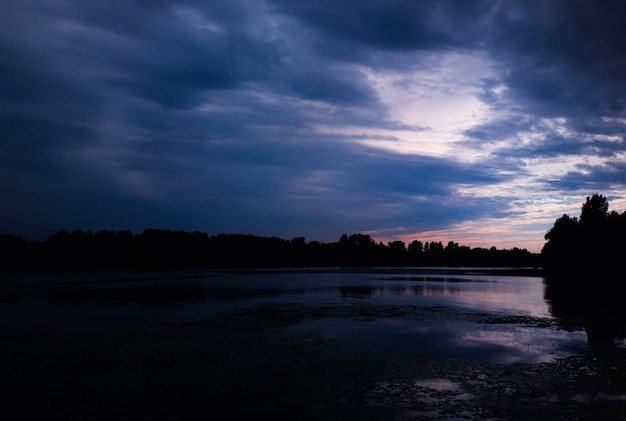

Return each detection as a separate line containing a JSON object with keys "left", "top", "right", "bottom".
{"left": 269, "top": 0, "right": 488, "bottom": 51}
{"left": 1, "top": 0, "right": 625, "bottom": 253}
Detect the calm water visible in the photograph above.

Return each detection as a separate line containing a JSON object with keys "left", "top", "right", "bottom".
{"left": 0, "top": 267, "right": 593, "bottom": 363}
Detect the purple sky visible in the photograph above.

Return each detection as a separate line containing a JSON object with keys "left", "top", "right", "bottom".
{"left": 2, "top": 1, "right": 626, "bottom": 253}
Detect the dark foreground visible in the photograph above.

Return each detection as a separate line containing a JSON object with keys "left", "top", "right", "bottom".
{"left": 3, "top": 303, "right": 626, "bottom": 420}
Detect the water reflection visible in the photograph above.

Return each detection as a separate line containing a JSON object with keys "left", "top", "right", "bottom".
{"left": 383, "top": 276, "right": 494, "bottom": 283}
{"left": 0, "top": 268, "right": 587, "bottom": 360}
{"left": 46, "top": 287, "right": 209, "bottom": 307}
{"left": 545, "top": 278, "right": 626, "bottom": 350}
{"left": 44, "top": 286, "right": 309, "bottom": 307}
{"left": 287, "top": 318, "right": 587, "bottom": 364}
{"left": 339, "top": 286, "right": 376, "bottom": 299}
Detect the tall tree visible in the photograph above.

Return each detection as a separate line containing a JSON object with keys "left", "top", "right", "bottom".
{"left": 580, "top": 193, "right": 609, "bottom": 225}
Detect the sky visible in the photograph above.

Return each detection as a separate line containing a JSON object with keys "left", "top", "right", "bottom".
{"left": 1, "top": 1, "right": 626, "bottom": 253}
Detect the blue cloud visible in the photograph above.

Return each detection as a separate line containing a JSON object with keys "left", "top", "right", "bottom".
{"left": 1, "top": 0, "right": 625, "bottom": 253}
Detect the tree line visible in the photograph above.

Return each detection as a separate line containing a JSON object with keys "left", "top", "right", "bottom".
{"left": 0, "top": 229, "right": 540, "bottom": 271}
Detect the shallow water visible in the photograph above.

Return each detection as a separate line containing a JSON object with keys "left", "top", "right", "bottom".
{"left": 289, "top": 317, "right": 587, "bottom": 364}
{"left": 0, "top": 267, "right": 591, "bottom": 362}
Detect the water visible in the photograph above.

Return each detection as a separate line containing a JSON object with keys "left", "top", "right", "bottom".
{"left": 0, "top": 267, "right": 592, "bottom": 363}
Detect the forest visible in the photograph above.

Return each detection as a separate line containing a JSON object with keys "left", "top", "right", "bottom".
{"left": 0, "top": 229, "right": 539, "bottom": 271}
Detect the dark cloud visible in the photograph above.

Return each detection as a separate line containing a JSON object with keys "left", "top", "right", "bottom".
{"left": 1, "top": 0, "right": 625, "bottom": 252}
{"left": 269, "top": 0, "right": 488, "bottom": 51}
{"left": 549, "top": 161, "right": 626, "bottom": 191}
{"left": 479, "top": 0, "right": 626, "bottom": 128}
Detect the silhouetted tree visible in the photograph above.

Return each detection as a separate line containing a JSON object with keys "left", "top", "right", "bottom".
{"left": 1, "top": 227, "right": 540, "bottom": 271}
{"left": 542, "top": 193, "right": 625, "bottom": 284}
{"left": 386, "top": 240, "right": 407, "bottom": 265}
{"left": 408, "top": 240, "right": 423, "bottom": 254}
{"left": 0, "top": 234, "right": 29, "bottom": 270}
{"left": 580, "top": 193, "right": 609, "bottom": 225}
{"left": 541, "top": 195, "right": 626, "bottom": 347}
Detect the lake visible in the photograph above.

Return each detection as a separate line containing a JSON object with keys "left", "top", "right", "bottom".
{"left": 0, "top": 267, "right": 598, "bottom": 364}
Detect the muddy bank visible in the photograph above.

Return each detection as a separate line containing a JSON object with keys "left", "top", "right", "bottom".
{"left": 2, "top": 303, "right": 626, "bottom": 420}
